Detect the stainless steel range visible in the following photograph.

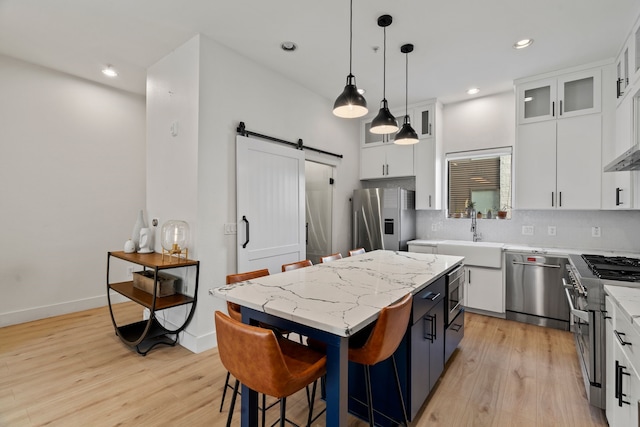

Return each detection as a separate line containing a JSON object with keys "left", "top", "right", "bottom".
{"left": 566, "top": 253, "right": 640, "bottom": 410}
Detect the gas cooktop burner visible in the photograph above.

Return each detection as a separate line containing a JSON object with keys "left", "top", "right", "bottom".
{"left": 582, "top": 254, "right": 640, "bottom": 282}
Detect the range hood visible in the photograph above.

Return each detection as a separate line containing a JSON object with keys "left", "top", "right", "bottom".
{"left": 604, "top": 143, "right": 640, "bottom": 172}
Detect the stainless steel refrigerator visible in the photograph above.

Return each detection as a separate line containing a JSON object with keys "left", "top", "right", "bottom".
{"left": 352, "top": 188, "right": 416, "bottom": 252}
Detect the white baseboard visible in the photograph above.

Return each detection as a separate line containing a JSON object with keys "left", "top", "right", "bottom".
{"left": 1, "top": 295, "right": 218, "bottom": 353}
{"left": 0, "top": 294, "right": 129, "bottom": 328}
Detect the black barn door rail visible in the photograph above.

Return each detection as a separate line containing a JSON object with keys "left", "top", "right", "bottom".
{"left": 236, "top": 122, "right": 343, "bottom": 159}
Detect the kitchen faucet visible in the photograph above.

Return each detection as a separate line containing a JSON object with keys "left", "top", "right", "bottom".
{"left": 470, "top": 210, "right": 480, "bottom": 242}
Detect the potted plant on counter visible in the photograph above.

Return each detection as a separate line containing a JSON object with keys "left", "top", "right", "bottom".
{"left": 497, "top": 205, "right": 510, "bottom": 219}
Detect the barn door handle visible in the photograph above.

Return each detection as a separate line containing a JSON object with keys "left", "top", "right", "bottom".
{"left": 242, "top": 216, "right": 250, "bottom": 248}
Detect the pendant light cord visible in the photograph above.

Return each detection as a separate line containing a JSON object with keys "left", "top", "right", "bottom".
{"left": 382, "top": 25, "right": 387, "bottom": 99}
{"left": 405, "top": 51, "right": 408, "bottom": 116}
{"left": 349, "top": 0, "right": 353, "bottom": 75}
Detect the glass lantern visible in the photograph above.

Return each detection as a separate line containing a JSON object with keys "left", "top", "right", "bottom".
{"left": 160, "top": 220, "right": 190, "bottom": 262}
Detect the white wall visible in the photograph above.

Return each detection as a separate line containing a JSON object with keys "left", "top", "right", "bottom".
{"left": 0, "top": 54, "right": 146, "bottom": 326}
{"left": 146, "top": 35, "right": 360, "bottom": 352}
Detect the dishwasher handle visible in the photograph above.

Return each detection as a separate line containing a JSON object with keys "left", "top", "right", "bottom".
{"left": 564, "top": 286, "right": 589, "bottom": 322}
{"left": 512, "top": 260, "right": 561, "bottom": 269}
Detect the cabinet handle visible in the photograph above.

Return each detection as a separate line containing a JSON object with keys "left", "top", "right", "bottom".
{"left": 551, "top": 192, "right": 555, "bottom": 207}
{"left": 559, "top": 100, "right": 563, "bottom": 116}
{"left": 423, "top": 314, "right": 436, "bottom": 342}
{"left": 552, "top": 101, "right": 555, "bottom": 117}
{"left": 386, "top": 164, "right": 389, "bottom": 175}
{"left": 382, "top": 164, "right": 385, "bottom": 175}
{"left": 616, "top": 360, "right": 621, "bottom": 399}
{"left": 242, "top": 216, "right": 250, "bottom": 248}
{"left": 615, "top": 330, "right": 632, "bottom": 346}
{"left": 602, "top": 310, "right": 612, "bottom": 320}
{"left": 617, "top": 361, "right": 631, "bottom": 407}
{"left": 617, "top": 78, "right": 624, "bottom": 98}
{"left": 429, "top": 195, "right": 432, "bottom": 208}
{"left": 616, "top": 187, "right": 623, "bottom": 206}
{"left": 468, "top": 270, "right": 471, "bottom": 284}
{"left": 429, "top": 123, "right": 432, "bottom": 135}
{"left": 559, "top": 191, "right": 562, "bottom": 207}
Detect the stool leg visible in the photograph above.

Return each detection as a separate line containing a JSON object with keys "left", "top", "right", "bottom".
{"left": 279, "top": 397, "right": 287, "bottom": 427}
{"left": 363, "top": 365, "right": 374, "bottom": 427}
{"left": 220, "top": 371, "right": 231, "bottom": 412}
{"left": 391, "top": 355, "right": 409, "bottom": 426}
{"left": 306, "top": 380, "right": 318, "bottom": 427}
{"left": 226, "top": 379, "right": 240, "bottom": 427}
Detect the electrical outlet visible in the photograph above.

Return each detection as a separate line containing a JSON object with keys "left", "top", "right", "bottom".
{"left": 522, "top": 225, "right": 534, "bottom": 236}
{"left": 224, "top": 223, "right": 237, "bottom": 235}
{"left": 548, "top": 226, "right": 556, "bottom": 236}
{"left": 152, "top": 218, "right": 159, "bottom": 227}
{"left": 127, "top": 266, "right": 134, "bottom": 279}
{"left": 431, "top": 223, "right": 437, "bottom": 232}
{"left": 592, "top": 226, "right": 601, "bottom": 238}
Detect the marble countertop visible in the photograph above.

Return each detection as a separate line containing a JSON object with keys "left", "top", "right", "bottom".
{"left": 213, "top": 250, "right": 464, "bottom": 337}
{"left": 605, "top": 284, "right": 640, "bottom": 336}
{"left": 408, "top": 239, "right": 640, "bottom": 258}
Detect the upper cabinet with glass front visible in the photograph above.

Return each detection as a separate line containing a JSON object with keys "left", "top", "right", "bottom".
{"left": 517, "top": 68, "right": 601, "bottom": 125}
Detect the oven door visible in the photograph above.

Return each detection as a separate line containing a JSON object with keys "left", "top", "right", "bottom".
{"left": 564, "top": 285, "right": 598, "bottom": 386}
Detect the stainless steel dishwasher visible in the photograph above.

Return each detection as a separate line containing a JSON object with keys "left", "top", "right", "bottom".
{"left": 505, "top": 252, "right": 570, "bottom": 331}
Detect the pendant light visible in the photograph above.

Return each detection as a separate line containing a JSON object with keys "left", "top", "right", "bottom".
{"left": 333, "top": 0, "right": 367, "bottom": 118}
{"left": 370, "top": 15, "right": 398, "bottom": 135}
{"left": 394, "top": 44, "right": 419, "bottom": 145}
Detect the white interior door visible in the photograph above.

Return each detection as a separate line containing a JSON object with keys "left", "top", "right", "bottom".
{"left": 236, "top": 136, "right": 305, "bottom": 274}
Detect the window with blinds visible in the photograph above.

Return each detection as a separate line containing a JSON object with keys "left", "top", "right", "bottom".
{"left": 447, "top": 149, "right": 512, "bottom": 219}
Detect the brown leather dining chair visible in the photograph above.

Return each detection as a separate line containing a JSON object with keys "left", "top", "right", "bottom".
{"left": 215, "top": 311, "right": 326, "bottom": 427}
{"left": 349, "top": 248, "right": 366, "bottom": 256}
{"left": 348, "top": 293, "right": 413, "bottom": 426}
{"left": 220, "top": 268, "right": 270, "bottom": 415}
{"left": 320, "top": 252, "right": 342, "bottom": 263}
{"left": 281, "top": 259, "right": 313, "bottom": 272}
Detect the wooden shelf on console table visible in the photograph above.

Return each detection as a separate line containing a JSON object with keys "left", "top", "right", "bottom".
{"left": 106, "top": 250, "right": 200, "bottom": 355}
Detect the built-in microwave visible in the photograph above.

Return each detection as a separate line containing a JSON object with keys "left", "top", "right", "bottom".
{"left": 446, "top": 265, "right": 465, "bottom": 325}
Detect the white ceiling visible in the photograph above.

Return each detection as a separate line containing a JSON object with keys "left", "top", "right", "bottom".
{"left": 1, "top": 0, "right": 639, "bottom": 106}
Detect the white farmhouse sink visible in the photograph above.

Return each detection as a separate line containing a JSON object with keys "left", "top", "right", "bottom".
{"left": 437, "top": 240, "right": 504, "bottom": 268}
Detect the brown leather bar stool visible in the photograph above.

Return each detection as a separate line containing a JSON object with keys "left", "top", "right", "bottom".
{"left": 215, "top": 311, "right": 326, "bottom": 427}
{"left": 349, "top": 293, "right": 412, "bottom": 426}
{"left": 349, "top": 248, "right": 366, "bottom": 256}
{"left": 220, "top": 268, "right": 270, "bottom": 416}
{"left": 281, "top": 259, "right": 313, "bottom": 272}
{"left": 320, "top": 252, "right": 342, "bottom": 263}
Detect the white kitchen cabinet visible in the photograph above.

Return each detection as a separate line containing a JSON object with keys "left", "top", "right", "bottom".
{"left": 414, "top": 102, "right": 435, "bottom": 139}
{"left": 465, "top": 266, "right": 503, "bottom": 314}
{"left": 603, "top": 91, "right": 635, "bottom": 209}
{"left": 414, "top": 100, "right": 443, "bottom": 210}
{"left": 516, "top": 114, "right": 602, "bottom": 209}
{"left": 360, "top": 111, "right": 408, "bottom": 146}
{"left": 605, "top": 295, "right": 640, "bottom": 427}
{"left": 616, "top": 41, "right": 632, "bottom": 104}
{"left": 517, "top": 68, "right": 601, "bottom": 125}
{"left": 360, "top": 144, "right": 414, "bottom": 180}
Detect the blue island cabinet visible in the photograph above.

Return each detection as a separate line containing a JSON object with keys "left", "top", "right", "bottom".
{"left": 348, "top": 275, "right": 446, "bottom": 425}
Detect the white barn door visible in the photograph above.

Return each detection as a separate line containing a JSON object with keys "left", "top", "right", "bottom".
{"left": 236, "top": 135, "right": 306, "bottom": 274}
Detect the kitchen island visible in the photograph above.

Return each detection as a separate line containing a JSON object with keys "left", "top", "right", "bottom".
{"left": 214, "top": 250, "right": 464, "bottom": 426}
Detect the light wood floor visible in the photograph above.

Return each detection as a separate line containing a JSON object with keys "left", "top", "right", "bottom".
{"left": 0, "top": 303, "right": 608, "bottom": 426}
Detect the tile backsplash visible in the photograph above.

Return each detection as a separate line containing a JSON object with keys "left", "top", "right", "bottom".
{"left": 417, "top": 209, "right": 640, "bottom": 253}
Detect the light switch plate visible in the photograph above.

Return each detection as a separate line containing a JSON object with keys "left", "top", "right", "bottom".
{"left": 548, "top": 226, "right": 556, "bottom": 236}
{"left": 224, "top": 223, "right": 237, "bottom": 235}
{"left": 592, "top": 226, "right": 601, "bottom": 237}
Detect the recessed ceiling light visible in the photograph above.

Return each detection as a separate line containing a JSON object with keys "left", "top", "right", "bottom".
{"left": 467, "top": 88, "right": 480, "bottom": 95}
{"left": 280, "top": 41, "right": 297, "bottom": 52}
{"left": 513, "top": 39, "right": 534, "bottom": 49}
{"left": 102, "top": 65, "right": 118, "bottom": 77}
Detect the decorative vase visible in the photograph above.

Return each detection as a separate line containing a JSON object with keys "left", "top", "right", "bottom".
{"left": 132, "top": 210, "right": 147, "bottom": 251}
{"left": 124, "top": 239, "right": 136, "bottom": 253}
{"left": 138, "top": 228, "right": 154, "bottom": 254}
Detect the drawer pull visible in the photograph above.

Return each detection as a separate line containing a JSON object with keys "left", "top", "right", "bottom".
{"left": 615, "top": 330, "right": 632, "bottom": 346}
